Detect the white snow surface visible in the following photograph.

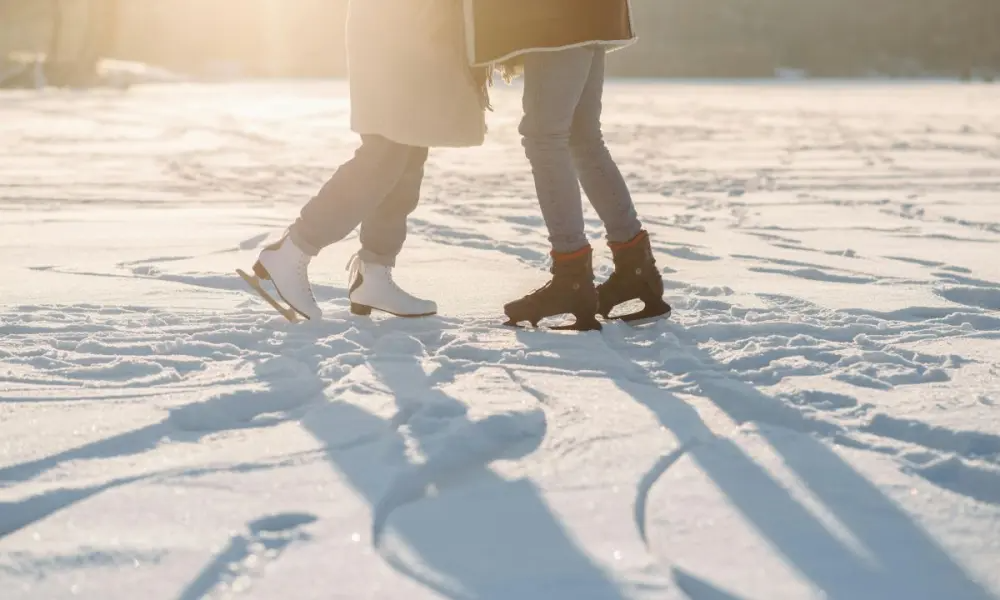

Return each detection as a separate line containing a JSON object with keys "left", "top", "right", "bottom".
{"left": 1, "top": 81, "right": 999, "bottom": 600}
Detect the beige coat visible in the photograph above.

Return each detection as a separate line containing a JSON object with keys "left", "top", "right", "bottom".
{"left": 347, "top": 0, "right": 487, "bottom": 148}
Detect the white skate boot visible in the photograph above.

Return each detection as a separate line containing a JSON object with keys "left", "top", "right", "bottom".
{"left": 346, "top": 254, "right": 436, "bottom": 317}
{"left": 237, "top": 234, "right": 322, "bottom": 322}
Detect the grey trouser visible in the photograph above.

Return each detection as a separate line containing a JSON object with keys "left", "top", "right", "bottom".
{"left": 520, "top": 46, "right": 642, "bottom": 254}
{"left": 289, "top": 135, "right": 428, "bottom": 266}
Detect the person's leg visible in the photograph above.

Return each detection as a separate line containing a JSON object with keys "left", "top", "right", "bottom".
{"left": 504, "top": 48, "right": 602, "bottom": 330}
{"left": 569, "top": 48, "right": 642, "bottom": 244}
{"left": 288, "top": 135, "right": 417, "bottom": 256}
{"left": 519, "top": 47, "right": 596, "bottom": 254}
{"left": 347, "top": 146, "right": 437, "bottom": 317}
{"left": 252, "top": 135, "right": 420, "bottom": 321}
{"left": 563, "top": 50, "right": 669, "bottom": 323}
{"left": 357, "top": 146, "right": 429, "bottom": 267}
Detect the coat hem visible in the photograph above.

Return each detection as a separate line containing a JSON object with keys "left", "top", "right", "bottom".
{"left": 468, "top": 38, "right": 638, "bottom": 68}
{"left": 463, "top": 0, "right": 637, "bottom": 67}
{"left": 350, "top": 125, "right": 486, "bottom": 150}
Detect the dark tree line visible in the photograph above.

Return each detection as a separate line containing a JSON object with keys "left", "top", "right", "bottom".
{"left": 48, "top": 0, "right": 119, "bottom": 84}
{"left": 614, "top": 0, "right": 1000, "bottom": 78}
{"left": 4, "top": 0, "right": 998, "bottom": 81}
{"left": 2, "top": 0, "right": 119, "bottom": 87}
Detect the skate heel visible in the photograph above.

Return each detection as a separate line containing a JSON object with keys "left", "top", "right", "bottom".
{"left": 549, "top": 314, "right": 602, "bottom": 331}
{"left": 503, "top": 318, "right": 540, "bottom": 328}
{"left": 619, "top": 291, "right": 671, "bottom": 324}
{"left": 252, "top": 261, "right": 271, "bottom": 281}
{"left": 572, "top": 314, "right": 603, "bottom": 331}
{"left": 350, "top": 302, "right": 373, "bottom": 316}
{"left": 571, "top": 297, "right": 602, "bottom": 330}
{"left": 640, "top": 287, "right": 671, "bottom": 313}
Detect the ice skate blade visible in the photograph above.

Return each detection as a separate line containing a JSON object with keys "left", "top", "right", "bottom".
{"left": 236, "top": 268, "right": 300, "bottom": 323}
{"left": 604, "top": 304, "right": 672, "bottom": 327}
{"left": 619, "top": 313, "right": 670, "bottom": 327}
{"left": 503, "top": 316, "right": 602, "bottom": 332}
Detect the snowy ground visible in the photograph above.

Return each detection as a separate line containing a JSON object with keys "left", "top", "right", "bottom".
{"left": 1, "top": 80, "right": 999, "bottom": 600}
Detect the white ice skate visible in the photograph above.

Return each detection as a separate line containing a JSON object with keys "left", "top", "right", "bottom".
{"left": 237, "top": 234, "right": 322, "bottom": 322}
{"left": 346, "top": 254, "right": 436, "bottom": 318}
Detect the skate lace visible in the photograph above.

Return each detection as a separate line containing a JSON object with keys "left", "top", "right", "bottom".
{"left": 296, "top": 251, "right": 318, "bottom": 303}
{"left": 346, "top": 254, "right": 362, "bottom": 288}
{"left": 346, "top": 254, "right": 409, "bottom": 298}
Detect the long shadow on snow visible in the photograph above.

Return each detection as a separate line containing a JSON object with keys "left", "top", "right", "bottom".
{"left": 297, "top": 336, "right": 630, "bottom": 599}
{"left": 666, "top": 336, "right": 992, "bottom": 599}
{"left": 669, "top": 329, "right": 1000, "bottom": 569}
{"left": 26, "top": 265, "right": 348, "bottom": 303}
{"left": 0, "top": 360, "right": 321, "bottom": 484}
{"left": 0, "top": 476, "right": 145, "bottom": 538}
{"left": 672, "top": 569, "right": 751, "bottom": 600}
{"left": 528, "top": 324, "right": 995, "bottom": 600}
{"left": 0, "top": 458, "right": 314, "bottom": 540}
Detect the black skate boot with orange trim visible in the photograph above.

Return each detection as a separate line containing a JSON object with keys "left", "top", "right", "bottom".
{"left": 597, "top": 230, "right": 671, "bottom": 324}
{"left": 503, "top": 246, "right": 602, "bottom": 332}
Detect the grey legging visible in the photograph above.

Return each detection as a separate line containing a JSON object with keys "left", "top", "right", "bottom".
{"left": 519, "top": 46, "right": 642, "bottom": 253}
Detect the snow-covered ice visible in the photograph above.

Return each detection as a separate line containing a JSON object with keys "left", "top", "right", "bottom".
{"left": 1, "top": 81, "right": 999, "bottom": 599}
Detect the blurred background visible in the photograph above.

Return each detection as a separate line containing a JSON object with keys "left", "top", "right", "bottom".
{"left": 2, "top": 0, "right": 999, "bottom": 88}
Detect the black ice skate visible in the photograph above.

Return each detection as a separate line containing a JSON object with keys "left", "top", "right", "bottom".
{"left": 597, "top": 230, "right": 672, "bottom": 324}
{"left": 503, "top": 246, "right": 602, "bottom": 331}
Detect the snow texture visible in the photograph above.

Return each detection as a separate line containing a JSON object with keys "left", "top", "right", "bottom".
{"left": 1, "top": 80, "right": 999, "bottom": 599}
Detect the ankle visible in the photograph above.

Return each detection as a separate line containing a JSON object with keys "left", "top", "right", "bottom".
{"left": 608, "top": 230, "right": 648, "bottom": 251}
{"left": 551, "top": 245, "right": 592, "bottom": 262}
